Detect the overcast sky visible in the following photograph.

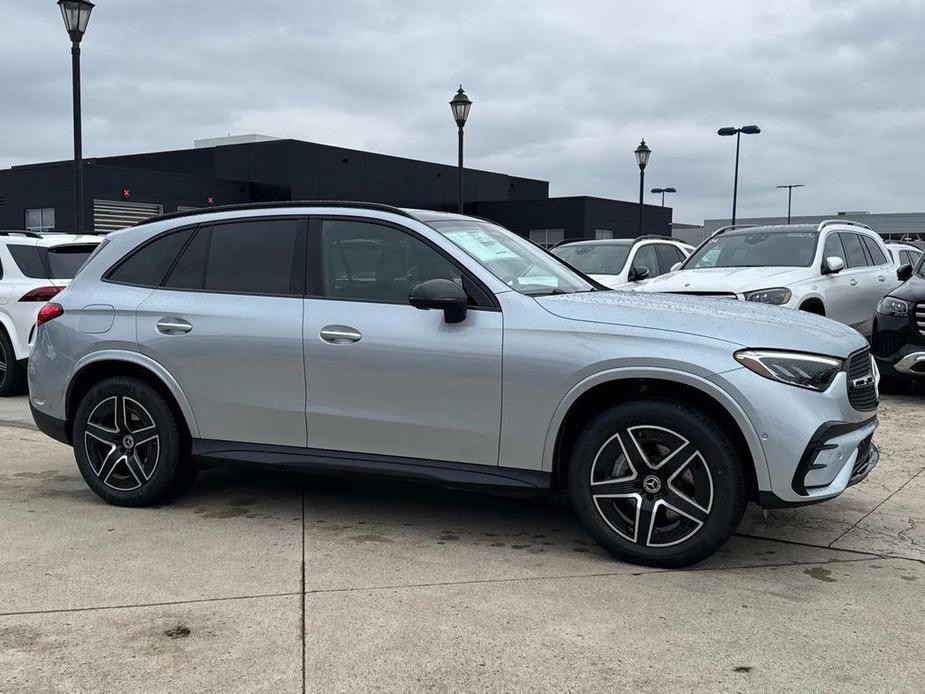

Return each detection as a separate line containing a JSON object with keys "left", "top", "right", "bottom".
{"left": 3, "top": 0, "right": 922, "bottom": 223}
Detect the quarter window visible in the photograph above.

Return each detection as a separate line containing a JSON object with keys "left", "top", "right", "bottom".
{"left": 108, "top": 228, "right": 196, "bottom": 286}
{"left": 839, "top": 233, "right": 868, "bottom": 268}
{"left": 321, "top": 220, "right": 462, "bottom": 304}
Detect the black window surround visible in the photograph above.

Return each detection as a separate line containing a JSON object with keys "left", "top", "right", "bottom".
{"left": 102, "top": 214, "right": 499, "bottom": 309}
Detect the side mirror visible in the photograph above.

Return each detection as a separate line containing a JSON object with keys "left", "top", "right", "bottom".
{"left": 409, "top": 279, "right": 468, "bottom": 324}
{"left": 629, "top": 266, "right": 650, "bottom": 282}
{"left": 823, "top": 256, "right": 845, "bottom": 274}
{"left": 670, "top": 262, "right": 682, "bottom": 272}
{"left": 897, "top": 263, "right": 914, "bottom": 282}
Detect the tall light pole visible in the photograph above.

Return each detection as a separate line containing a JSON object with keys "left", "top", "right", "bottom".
{"left": 717, "top": 125, "right": 760, "bottom": 225}
{"left": 651, "top": 186, "right": 676, "bottom": 207}
{"left": 776, "top": 184, "right": 804, "bottom": 224}
{"left": 449, "top": 86, "right": 472, "bottom": 214}
{"left": 58, "top": 0, "right": 95, "bottom": 233}
{"left": 634, "top": 140, "right": 651, "bottom": 236}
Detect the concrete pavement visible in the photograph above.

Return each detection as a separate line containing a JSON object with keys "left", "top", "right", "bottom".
{"left": 1, "top": 393, "right": 923, "bottom": 693}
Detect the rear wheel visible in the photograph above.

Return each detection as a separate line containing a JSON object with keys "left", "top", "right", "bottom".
{"left": 73, "top": 377, "right": 188, "bottom": 506}
{"left": 568, "top": 399, "right": 746, "bottom": 568}
{"left": 0, "top": 329, "right": 27, "bottom": 397}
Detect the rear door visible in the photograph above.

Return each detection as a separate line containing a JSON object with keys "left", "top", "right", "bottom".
{"left": 655, "top": 243, "right": 686, "bottom": 277}
{"left": 135, "top": 218, "right": 308, "bottom": 447}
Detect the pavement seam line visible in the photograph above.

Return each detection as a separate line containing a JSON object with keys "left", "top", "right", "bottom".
{"left": 827, "top": 465, "right": 925, "bottom": 548}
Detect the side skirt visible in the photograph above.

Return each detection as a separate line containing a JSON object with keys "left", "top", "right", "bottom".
{"left": 192, "top": 439, "right": 552, "bottom": 492}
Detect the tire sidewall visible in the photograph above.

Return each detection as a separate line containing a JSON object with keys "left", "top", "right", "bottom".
{"left": 73, "top": 377, "right": 183, "bottom": 506}
{"left": 569, "top": 399, "right": 746, "bottom": 568}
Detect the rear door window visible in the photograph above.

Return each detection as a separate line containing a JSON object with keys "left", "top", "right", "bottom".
{"left": 655, "top": 244, "right": 684, "bottom": 275}
{"left": 9, "top": 244, "right": 99, "bottom": 279}
{"left": 839, "top": 233, "right": 868, "bottom": 268}
{"left": 861, "top": 236, "right": 888, "bottom": 266}
{"left": 164, "top": 219, "right": 304, "bottom": 296}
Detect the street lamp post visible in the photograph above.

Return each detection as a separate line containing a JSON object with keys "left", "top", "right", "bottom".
{"left": 650, "top": 186, "right": 677, "bottom": 207}
{"left": 449, "top": 86, "right": 472, "bottom": 214}
{"left": 634, "top": 140, "right": 651, "bottom": 236}
{"left": 717, "top": 125, "right": 760, "bottom": 225}
{"left": 776, "top": 184, "right": 805, "bottom": 224}
{"left": 58, "top": 0, "right": 95, "bottom": 234}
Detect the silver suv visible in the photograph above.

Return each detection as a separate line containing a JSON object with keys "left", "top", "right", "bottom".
{"left": 29, "top": 203, "right": 880, "bottom": 567}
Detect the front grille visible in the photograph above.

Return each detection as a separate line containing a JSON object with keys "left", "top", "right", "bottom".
{"left": 852, "top": 435, "right": 875, "bottom": 478}
{"left": 916, "top": 303, "right": 925, "bottom": 336}
{"left": 871, "top": 331, "right": 906, "bottom": 358}
{"left": 846, "top": 349, "right": 878, "bottom": 412}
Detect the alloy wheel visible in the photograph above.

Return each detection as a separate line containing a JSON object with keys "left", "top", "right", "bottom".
{"left": 84, "top": 396, "right": 161, "bottom": 491}
{"left": 0, "top": 342, "right": 6, "bottom": 387}
{"left": 589, "top": 425, "right": 714, "bottom": 548}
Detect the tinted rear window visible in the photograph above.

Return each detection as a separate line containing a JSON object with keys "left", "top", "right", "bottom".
{"left": 108, "top": 228, "right": 196, "bottom": 286}
{"left": 165, "top": 220, "right": 302, "bottom": 296}
{"left": 8, "top": 244, "right": 99, "bottom": 279}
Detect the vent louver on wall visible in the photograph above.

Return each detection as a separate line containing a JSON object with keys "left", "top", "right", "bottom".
{"left": 93, "top": 199, "right": 163, "bottom": 232}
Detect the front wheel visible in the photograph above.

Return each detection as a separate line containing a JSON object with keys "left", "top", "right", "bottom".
{"left": 568, "top": 399, "right": 746, "bottom": 568}
{"left": 0, "top": 330, "right": 27, "bottom": 396}
{"left": 73, "top": 377, "right": 188, "bottom": 507}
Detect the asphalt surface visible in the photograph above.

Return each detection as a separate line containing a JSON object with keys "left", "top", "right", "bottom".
{"left": 1, "top": 390, "right": 923, "bottom": 693}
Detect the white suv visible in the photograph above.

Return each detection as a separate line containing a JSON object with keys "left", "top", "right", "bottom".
{"left": 639, "top": 220, "right": 897, "bottom": 336}
{"left": 0, "top": 231, "right": 102, "bottom": 395}
{"left": 551, "top": 236, "right": 694, "bottom": 289}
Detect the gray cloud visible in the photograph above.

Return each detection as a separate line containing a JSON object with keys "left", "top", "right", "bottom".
{"left": 2, "top": 0, "right": 923, "bottom": 223}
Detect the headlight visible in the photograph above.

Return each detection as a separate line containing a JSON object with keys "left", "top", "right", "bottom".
{"left": 734, "top": 350, "right": 843, "bottom": 391}
{"left": 877, "top": 296, "right": 909, "bottom": 316}
{"left": 745, "top": 287, "right": 792, "bottom": 305}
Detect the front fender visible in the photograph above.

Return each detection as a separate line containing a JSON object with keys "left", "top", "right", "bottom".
{"left": 67, "top": 350, "right": 201, "bottom": 437}
{"left": 541, "top": 365, "right": 771, "bottom": 491}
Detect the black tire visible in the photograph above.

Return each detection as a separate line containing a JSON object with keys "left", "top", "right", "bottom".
{"left": 73, "top": 377, "right": 188, "bottom": 507}
{"left": 568, "top": 398, "right": 746, "bottom": 568}
{"left": 0, "top": 329, "right": 28, "bottom": 397}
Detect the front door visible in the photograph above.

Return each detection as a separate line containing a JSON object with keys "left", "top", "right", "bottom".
{"left": 136, "top": 218, "right": 308, "bottom": 447}
{"left": 303, "top": 218, "right": 503, "bottom": 465}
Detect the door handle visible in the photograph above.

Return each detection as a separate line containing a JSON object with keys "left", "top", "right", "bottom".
{"left": 878, "top": 276, "right": 886, "bottom": 282}
{"left": 320, "top": 325, "right": 362, "bottom": 344}
{"left": 156, "top": 318, "right": 193, "bottom": 335}
{"left": 850, "top": 279, "right": 858, "bottom": 286}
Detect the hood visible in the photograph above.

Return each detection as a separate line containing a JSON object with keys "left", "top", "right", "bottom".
{"left": 536, "top": 290, "right": 867, "bottom": 358}
{"left": 639, "top": 266, "right": 811, "bottom": 295}
{"left": 889, "top": 272, "right": 925, "bottom": 302}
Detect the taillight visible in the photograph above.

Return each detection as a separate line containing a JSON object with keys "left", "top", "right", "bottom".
{"left": 37, "top": 303, "right": 64, "bottom": 326}
{"left": 20, "top": 286, "right": 62, "bottom": 302}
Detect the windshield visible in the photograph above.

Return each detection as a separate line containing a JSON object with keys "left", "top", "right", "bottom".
{"left": 686, "top": 231, "right": 818, "bottom": 269}
{"left": 428, "top": 219, "right": 594, "bottom": 296}
{"left": 552, "top": 244, "right": 631, "bottom": 276}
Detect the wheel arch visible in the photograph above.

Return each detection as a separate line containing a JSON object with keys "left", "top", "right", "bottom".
{"left": 545, "top": 368, "right": 769, "bottom": 503}
{"left": 799, "top": 295, "right": 826, "bottom": 315}
{"left": 0, "top": 312, "right": 26, "bottom": 360}
{"left": 66, "top": 352, "right": 199, "bottom": 442}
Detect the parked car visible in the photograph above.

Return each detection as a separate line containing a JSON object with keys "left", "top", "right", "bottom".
{"left": 550, "top": 236, "right": 693, "bottom": 289}
{"left": 29, "top": 203, "right": 879, "bottom": 568}
{"left": 885, "top": 242, "right": 922, "bottom": 270}
{"left": 639, "top": 220, "right": 897, "bottom": 336}
{"left": 871, "top": 254, "right": 925, "bottom": 379}
{"left": 0, "top": 231, "right": 102, "bottom": 396}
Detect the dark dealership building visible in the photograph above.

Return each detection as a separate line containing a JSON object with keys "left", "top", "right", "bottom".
{"left": 0, "top": 136, "right": 672, "bottom": 243}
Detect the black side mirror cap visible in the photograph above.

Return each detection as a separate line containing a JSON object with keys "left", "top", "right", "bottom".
{"left": 409, "top": 279, "right": 468, "bottom": 324}
{"left": 897, "top": 263, "right": 914, "bottom": 282}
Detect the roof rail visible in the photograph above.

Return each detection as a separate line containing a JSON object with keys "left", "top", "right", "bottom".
{"left": 138, "top": 200, "right": 416, "bottom": 226}
{"left": 817, "top": 219, "right": 872, "bottom": 232}
{"left": 0, "top": 230, "right": 43, "bottom": 239}
{"left": 634, "top": 234, "right": 676, "bottom": 243}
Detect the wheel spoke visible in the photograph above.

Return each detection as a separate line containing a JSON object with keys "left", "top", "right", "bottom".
{"left": 591, "top": 478, "right": 640, "bottom": 497}
{"left": 621, "top": 429, "right": 653, "bottom": 472}
{"left": 114, "top": 397, "right": 129, "bottom": 434}
{"left": 662, "top": 488, "right": 710, "bottom": 524}
{"left": 96, "top": 448, "right": 124, "bottom": 483}
{"left": 654, "top": 441, "right": 694, "bottom": 476}
{"left": 86, "top": 427, "right": 121, "bottom": 448}
{"left": 636, "top": 496, "right": 657, "bottom": 546}
{"left": 123, "top": 452, "right": 149, "bottom": 484}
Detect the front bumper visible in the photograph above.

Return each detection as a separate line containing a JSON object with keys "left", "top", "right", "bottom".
{"left": 717, "top": 366, "right": 879, "bottom": 508}
{"left": 872, "top": 312, "right": 925, "bottom": 377}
